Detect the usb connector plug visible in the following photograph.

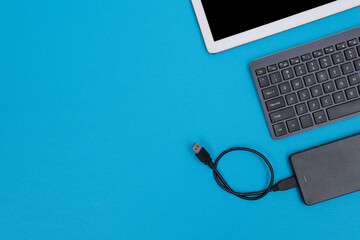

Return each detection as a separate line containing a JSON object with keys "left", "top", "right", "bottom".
{"left": 192, "top": 143, "right": 213, "bottom": 168}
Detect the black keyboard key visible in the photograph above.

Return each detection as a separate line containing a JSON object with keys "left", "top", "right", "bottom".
{"left": 267, "top": 64, "right": 277, "bottom": 72}
{"left": 335, "top": 77, "right": 348, "bottom": 89}
{"left": 278, "top": 60, "right": 289, "bottom": 69}
{"left": 341, "top": 62, "right": 354, "bottom": 75}
{"left": 308, "top": 99, "right": 320, "bottom": 111}
{"left": 255, "top": 68, "right": 266, "bottom": 75}
{"left": 273, "top": 123, "right": 287, "bottom": 137}
{"left": 320, "top": 95, "right": 333, "bottom": 107}
{"left": 262, "top": 86, "right": 279, "bottom": 99}
{"left": 316, "top": 70, "right": 329, "bottom": 82}
{"left": 333, "top": 91, "right": 346, "bottom": 103}
{"left": 282, "top": 68, "right": 295, "bottom": 80}
{"left": 279, "top": 82, "right": 291, "bottom": 94}
{"left": 290, "top": 57, "right": 300, "bottom": 65}
{"left": 300, "top": 114, "right": 314, "bottom": 128}
{"left": 291, "top": 78, "right": 303, "bottom": 90}
{"left": 269, "top": 107, "right": 295, "bottom": 123}
{"left": 319, "top": 56, "right": 332, "bottom": 68}
{"left": 286, "top": 118, "right": 300, "bottom": 132}
{"left": 285, "top": 93, "right": 298, "bottom": 105}
{"left": 354, "top": 59, "right": 360, "bottom": 71}
{"left": 313, "top": 110, "right": 327, "bottom": 124}
{"left": 306, "top": 60, "right": 320, "bottom": 72}
{"left": 345, "top": 87, "right": 358, "bottom": 100}
{"left": 344, "top": 48, "right": 357, "bottom": 60}
{"left": 301, "top": 53, "right": 312, "bottom": 61}
{"left": 336, "top": 42, "right": 346, "bottom": 50}
{"left": 266, "top": 97, "right": 286, "bottom": 111}
{"left": 294, "top": 64, "right": 306, "bottom": 76}
{"left": 296, "top": 103, "right": 308, "bottom": 115}
{"left": 331, "top": 52, "right": 345, "bottom": 64}
{"left": 312, "top": 49, "right": 323, "bottom": 58}
{"left": 328, "top": 66, "right": 341, "bottom": 79}
{"left": 327, "top": 98, "right": 360, "bottom": 120}
{"left": 298, "top": 89, "right": 310, "bottom": 101}
{"left": 348, "top": 73, "right": 360, "bottom": 85}
{"left": 303, "top": 74, "right": 316, "bottom": 86}
{"left": 324, "top": 46, "right": 335, "bottom": 54}
{"left": 269, "top": 72, "right": 282, "bottom": 84}
{"left": 348, "top": 38, "right": 358, "bottom": 46}
{"left": 310, "top": 85, "right": 323, "bottom": 97}
{"left": 258, "top": 76, "right": 270, "bottom": 88}
{"left": 322, "top": 81, "right": 335, "bottom": 93}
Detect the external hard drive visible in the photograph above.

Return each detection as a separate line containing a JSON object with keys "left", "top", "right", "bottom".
{"left": 291, "top": 133, "right": 360, "bottom": 205}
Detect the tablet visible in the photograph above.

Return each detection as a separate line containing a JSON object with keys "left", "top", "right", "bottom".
{"left": 191, "top": 0, "right": 360, "bottom": 54}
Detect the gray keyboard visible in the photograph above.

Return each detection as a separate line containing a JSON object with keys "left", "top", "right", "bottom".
{"left": 250, "top": 26, "right": 360, "bottom": 140}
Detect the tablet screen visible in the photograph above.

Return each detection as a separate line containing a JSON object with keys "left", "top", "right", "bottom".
{"left": 201, "top": 0, "right": 335, "bottom": 41}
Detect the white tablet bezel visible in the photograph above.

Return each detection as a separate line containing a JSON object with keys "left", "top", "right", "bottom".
{"left": 191, "top": 0, "right": 360, "bottom": 54}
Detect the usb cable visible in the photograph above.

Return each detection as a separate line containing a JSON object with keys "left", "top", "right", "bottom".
{"left": 192, "top": 143, "right": 297, "bottom": 200}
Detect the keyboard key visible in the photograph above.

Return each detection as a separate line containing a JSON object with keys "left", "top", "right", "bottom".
{"left": 327, "top": 98, "right": 360, "bottom": 120}
{"left": 301, "top": 53, "right": 312, "bottom": 61}
{"left": 331, "top": 52, "right": 345, "bottom": 64}
{"left": 345, "top": 87, "right": 358, "bottom": 100}
{"left": 273, "top": 123, "right": 287, "bottom": 137}
{"left": 316, "top": 70, "right": 329, "bottom": 82}
{"left": 294, "top": 64, "right": 306, "bottom": 76}
{"left": 290, "top": 57, "right": 300, "bottom": 65}
{"left": 310, "top": 85, "right": 323, "bottom": 97}
{"left": 313, "top": 110, "right": 327, "bottom": 124}
{"left": 255, "top": 68, "right": 266, "bottom": 75}
{"left": 322, "top": 81, "right": 335, "bottom": 94}
{"left": 347, "top": 38, "right": 358, "bottom": 46}
{"left": 296, "top": 103, "right": 308, "bottom": 115}
{"left": 340, "top": 62, "right": 354, "bottom": 75}
{"left": 286, "top": 119, "right": 300, "bottom": 132}
{"left": 269, "top": 107, "right": 295, "bottom": 123}
{"left": 308, "top": 99, "right": 320, "bottom": 111}
{"left": 285, "top": 93, "right": 298, "bottom": 105}
{"left": 354, "top": 59, "right": 360, "bottom": 71}
{"left": 258, "top": 76, "right": 270, "bottom": 88}
{"left": 269, "top": 72, "right": 282, "bottom": 84}
{"left": 328, "top": 66, "right": 341, "bottom": 79}
{"left": 324, "top": 46, "right": 335, "bottom": 54}
{"left": 282, "top": 68, "right": 294, "bottom": 80}
{"left": 266, "top": 97, "right": 286, "bottom": 111}
{"left": 279, "top": 82, "right": 291, "bottom": 94}
{"left": 335, "top": 77, "right": 348, "bottom": 89}
{"left": 306, "top": 60, "right": 320, "bottom": 72}
{"left": 312, "top": 49, "right": 323, "bottom": 58}
{"left": 344, "top": 48, "right": 357, "bottom": 60}
{"left": 267, "top": 64, "right": 277, "bottom": 72}
{"left": 300, "top": 114, "right": 314, "bottom": 128}
{"left": 319, "top": 56, "right": 332, "bottom": 68}
{"left": 291, "top": 78, "right": 304, "bottom": 90}
{"left": 278, "top": 60, "right": 289, "bottom": 69}
{"left": 320, "top": 95, "right": 333, "bottom": 107}
{"left": 298, "top": 89, "right": 310, "bottom": 101}
{"left": 262, "top": 86, "right": 279, "bottom": 99}
{"left": 348, "top": 73, "right": 360, "bottom": 85}
{"left": 336, "top": 42, "right": 346, "bottom": 50}
{"left": 333, "top": 91, "right": 346, "bottom": 103}
{"left": 303, "top": 74, "right": 316, "bottom": 86}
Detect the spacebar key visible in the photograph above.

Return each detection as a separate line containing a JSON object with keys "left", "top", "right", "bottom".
{"left": 327, "top": 99, "right": 360, "bottom": 120}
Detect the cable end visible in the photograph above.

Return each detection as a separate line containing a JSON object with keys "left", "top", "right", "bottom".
{"left": 192, "top": 142, "right": 213, "bottom": 168}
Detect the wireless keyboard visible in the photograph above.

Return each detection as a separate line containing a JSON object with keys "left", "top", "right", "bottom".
{"left": 250, "top": 26, "right": 360, "bottom": 140}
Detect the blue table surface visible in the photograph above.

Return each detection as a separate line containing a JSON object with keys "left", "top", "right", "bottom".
{"left": 2, "top": 1, "right": 360, "bottom": 239}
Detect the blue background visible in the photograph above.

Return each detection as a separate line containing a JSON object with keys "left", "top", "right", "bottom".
{"left": 1, "top": 1, "right": 360, "bottom": 239}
